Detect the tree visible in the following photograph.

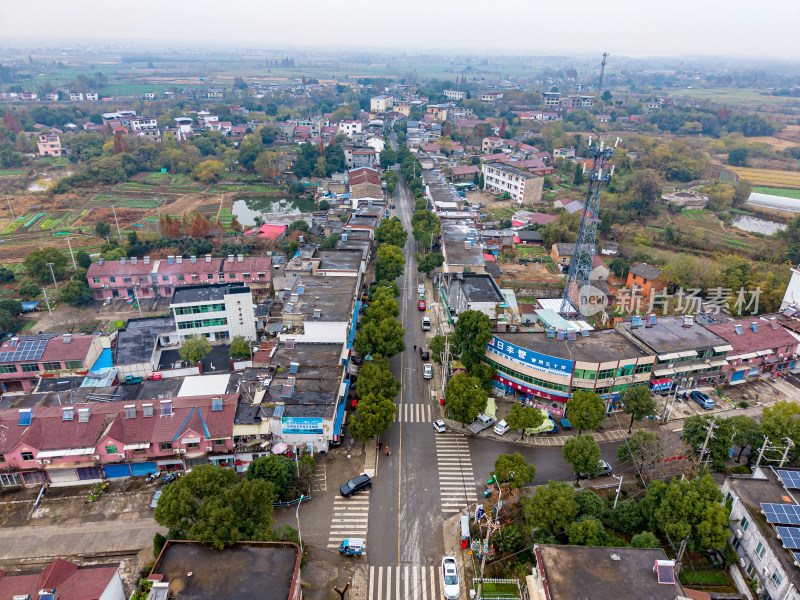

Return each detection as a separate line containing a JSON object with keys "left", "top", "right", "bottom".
{"left": 492, "top": 453, "right": 536, "bottom": 489}
{"left": 320, "top": 233, "right": 340, "bottom": 249}
{"left": 567, "top": 518, "right": 606, "bottom": 546}
{"left": 355, "top": 358, "right": 401, "bottom": 400}
{"left": 319, "top": 199, "right": 330, "bottom": 211}
{"left": 445, "top": 373, "right": 488, "bottom": 425}
{"left": 573, "top": 163, "right": 584, "bottom": 185}
{"left": 247, "top": 454, "right": 291, "bottom": 498}
{"left": 728, "top": 147, "right": 748, "bottom": 166}
{"left": 18, "top": 282, "right": 41, "bottom": 301}
{"left": 59, "top": 280, "right": 92, "bottom": 306}
{"left": 353, "top": 318, "right": 405, "bottom": 358}
{"left": 682, "top": 415, "right": 736, "bottom": 471}
{"left": 237, "top": 141, "right": 262, "bottom": 171}
{"left": 0, "top": 268, "right": 13, "bottom": 283}
{"left": 505, "top": 404, "right": 544, "bottom": 439}
{"left": 618, "top": 429, "right": 664, "bottom": 474}
{"left": 521, "top": 481, "right": 579, "bottom": 537}
{"left": 607, "top": 498, "right": 644, "bottom": 535}
{"left": 566, "top": 390, "right": 606, "bottom": 436}
{"left": 761, "top": 400, "right": 800, "bottom": 450}
{"left": 23, "top": 247, "right": 67, "bottom": 284}
{"left": 375, "top": 244, "right": 404, "bottom": 282}
{"left": 641, "top": 474, "right": 728, "bottom": 550}
{"left": 631, "top": 169, "right": 661, "bottom": 216}
{"left": 601, "top": 90, "right": 613, "bottom": 102}
{"left": 154, "top": 465, "right": 274, "bottom": 550}
{"left": 411, "top": 210, "right": 440, "bottom": 245}
{"left": 429, "top": 334, "right": 447, "bottom": 364}
{"left": 179, "top": 336, "right": 212, "bottom": 364}
{"left": 417, "top": 252, "right": 444, "bottom": 274}
{"left": 192, "top": 160, "right": 225, "bottom": 183}
{"left": 375, "top": 217, "right": 408, "bottom": 247}
{"left": 563, "top": 435, "right": 601, "bottom": 480}
{"left": 95, "top": 222, "right": 111, "bottom": 238}
{"left": 229, "top": 335, "right": 250, "bottom": 360}
{"left": 287, "top": 220, "right": 309, "bottom": 234}
{"left": 349, "top": 392, "right": 397, "bottom": 442}
{"left": 631, "top": 531, "right": 660, "bottom": 548}
{"left": 728, "top": 415, "right": 761, "bottom": 462}
{"left": 575, "top": 489, "right": 606, "bottom": 518}
{"left": 451, "top": 310, "right": 492, "bottom": 371}
{"left": 380, "top": 148, "right": 397, "bottom": 166}
{"left": 75, "top": 250, "right": 92, "bottom": 269}
{"left": 621, "top": 385, "right": 657, "bottom": 433}
{"left": 470, "top": 363, "right": 496, "bottom": 393}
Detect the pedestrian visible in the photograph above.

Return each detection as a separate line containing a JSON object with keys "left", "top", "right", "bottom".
{"left": 413, "top": 344, "right": 417, "bottom": 351}
{"left": 385, "top": 446, "right": 390, "bottom": 456}
{"left": 377, "top": 441, "right": 383, "bottom": 450}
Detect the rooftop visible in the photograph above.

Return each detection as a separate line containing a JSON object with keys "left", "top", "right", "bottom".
{"left": 535, "top": 545, "right": 684, "bottom": 600}
{"left": 150, "top": 541, "right": 300, "bottom": 600}
{"left": 282, "top": 276, "right": 356, "bottom": 322}
{"left": 496, "top": 329, "right": 647, "bottom": 364}
{"left": 172, "top": 283, "right": 251, "bottom": 305}
{"left": 629, "top": 262, "right": 662, "bottom": 281}
{"left": 0, "top": 558, "right": 120, "bottom": 600}
{"left": 451, "top": 273, "right": 504, "bottom": 303}
{"left": 317, "top": 249, "right": 362, "bottom": 272}
{"left": 116, "top": 316, "right": 175, "bottom": 366}
{"left": 484, "top": 161, "right": 538, "bottom": 179}
{"left": 707, "top": 318, "right": 796, "bottom": 353}
{"left": 440, "top": 219, "right": 485, "bottom": 268}
{"left": 618, "top": 316, "right": 729, "bottom": 354}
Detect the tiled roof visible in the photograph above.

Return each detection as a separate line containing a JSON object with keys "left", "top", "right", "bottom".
{"left": 40, "top": 334, "right": 98, "bottom": 362}
{"left": 0, "top": 558, "right": 118, "bottom": 600}
{"left": 707, "top": 319, "right": 797, "bottom": 352}
{"left": 629, "top": 262, "right": 662, "bottom": 281}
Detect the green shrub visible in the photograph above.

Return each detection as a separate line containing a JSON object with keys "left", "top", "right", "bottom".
{"left": 729, "top": 465, "right": 752, "bottom": 475}
{"left": 153, "top": 532, "right": 167, "bottom": 558}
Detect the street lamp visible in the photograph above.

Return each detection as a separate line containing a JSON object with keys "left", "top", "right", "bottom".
{"left": 47, "top": 262, "right": 58, "bottom": 293}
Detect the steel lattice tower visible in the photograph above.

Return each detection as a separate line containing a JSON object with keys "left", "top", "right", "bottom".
{"left": 559, "top": 139, "right": 617, "bottom": 317}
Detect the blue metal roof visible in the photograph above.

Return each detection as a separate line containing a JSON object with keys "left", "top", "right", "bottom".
{"left": 90, "top": 348, "right": 113, "bottom": 372}
{"left": 333, "top": 378, "right": 350, "bottom": 439}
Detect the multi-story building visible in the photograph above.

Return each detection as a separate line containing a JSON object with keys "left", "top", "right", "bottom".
{"left": 87, "top": 254, "right": 271, "bottom": 300}
{"left": 542, "top": 92, "right": 562, "bottom": 107}
{"left": 338, "top": 120, "right": 362, "bottom": 138}
{"left": 482, "top": 161, "right": 544, "bottom": 205}
{"left": 443, "top": 90, "right": 466, "bottom": 101}
{"left": 0, "top": 333, "right": 105, "bottom": 393}
{"left": 370, "top": 95, "right": 393, "bottom": 112}
{"left": 482, "top": 136, "right": 505, "bottom": 154}
{"left": 171, "top": 283, "right": 256, "bottom": 342}
{"left": 480, "top": 92, "right": 504, "bottom": 103}
{"left": 722, "top": 468, "right": 800, "bottom": 600}
{"left": 69, "top": 92, "right": 84, "bottom": 101}
{"left": 37, "top": 133, "right": 63, "bottom": 156}
{"left": 130, "top": 116, "right": 158, "bottom": 131}
{"left": 85, "top": 92, "right": 99, "bottom": 101}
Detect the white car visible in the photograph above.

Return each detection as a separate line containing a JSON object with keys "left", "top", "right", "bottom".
{"left": 423, "top": 364, "right": 433, "bottom": 379}
{"left": 418, "top": 283, "right": 425, "bottom": 295}
{"left": 441, "top": 556, "right": 460, "bottom": 599}
{"left": 433, "top": 419, "right": 446, "bottom": 433}
{"left": 493, "top": 419, "right": 510, "bottom": 436}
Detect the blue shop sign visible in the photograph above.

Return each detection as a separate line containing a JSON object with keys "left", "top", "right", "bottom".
{"left": 488, "top": 337, "right": 573, "bottom": 378}
{"left": 282, "top": 417, "right": 324, "bottom": 435}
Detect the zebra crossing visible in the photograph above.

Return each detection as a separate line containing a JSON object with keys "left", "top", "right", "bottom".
{"left": 435, "top": 433, "right": 476, "bottom": 515}
{"left": 394, "top": 403, "right": 434, "bottom": 423}
{"left": 368, "top": 565, "right": 447, "bottom": 600}
{"left": 326, "top": 490, "right": 370, "bottom": 555}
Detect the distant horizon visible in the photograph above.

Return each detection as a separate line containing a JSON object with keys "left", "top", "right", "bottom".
{"left": 1, "top": 0, "right": 799, "bottom": 62}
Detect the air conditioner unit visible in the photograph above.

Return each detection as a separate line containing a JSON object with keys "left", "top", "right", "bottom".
{"left": 103, "top": 284, "right": 109, "bottom": 288}
{"left": 179, "top": 449, "right": 187, "bottom": 454}
{"left": 206, "top": 446, "right": 213, "bottom": 451}
{"left": 92, "top": 455, "right": 100, "bottom": 460}
{"left": 173, "top": 448, "right": 181, "bottom": 454}
{"left": 735, "top": 528, "right": 743, "bottom": 539}
{"left": 35, "top": 460, "right": 43, "bottom": 465}
{"left": 118, "top": 453, "right": 125, "bottom": 458}
{"left": 42, "top": 459, "right": 51, "bottom": 464}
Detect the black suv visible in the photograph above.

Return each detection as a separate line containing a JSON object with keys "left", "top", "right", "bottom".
{"left": 340, "top": 474, "right": 372, "bottom": 497}
{"left": 419, "top": 346, "right": 430, "bottom": 360}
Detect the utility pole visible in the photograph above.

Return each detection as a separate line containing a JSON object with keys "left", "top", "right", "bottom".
{"left": 132, "top": 284, "right": 143, "bottom": 318}
{"left": 612, "top": 475, "right": 624, "bottom": 508}
{"left": 295, "top": 494, "right": 304, "bottom": 582}
{"left": 754, "top": 437, "right": 794, "bottom": 469}
{"left": 699, "top": 417, "right": 717, "bottom": 470}
{"left": 66, "top": 236, "right": 76, "bottom": 270}
{"left": 476, "top": 506, "right": 497, "bottom": 600}
{"left": 780, "top": 439, "right": 795, "bottom": 467}
{"left": 675, "top": 536, "right": 690, "bottom": 574}
{"left": 41, "top": 287, "right": 53, "bottom": 319}
{"left": 6, "top": 194, "right": 14, "bottom": 219}
{"left": 47, "top": 262, "right": 59, "bottom": 293}
{"left": 111, "top": 205, "right": 123, "bottom": 243}
{"left": 755, "top": 437, "right": 769, "bottom": 469}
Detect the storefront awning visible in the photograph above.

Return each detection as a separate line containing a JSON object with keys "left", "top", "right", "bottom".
{"left": 709, "top": 359, "right": 728, "bottom": 367}
{"left": 37, "top": 447, "right": 95, "bottom": 458}
{"left": 731, "top": 352, "right": 758, "bottom": 360}
{"left": 677, "top": 350, "right": 698, "bottom": 358}
{"left": 757, "top": 349, "right": 773, "bottom": 356}
{"left": 653, "top": 368, "right": 676, "bottom": 377}
{"left": 673, "top": 364, "right": 694, "bottom": 373}
{"left": 713, "top": 345, "right": 734, "bottom": 353}
{"left": 657, "top": 353, "right": 680, "bottom": 361}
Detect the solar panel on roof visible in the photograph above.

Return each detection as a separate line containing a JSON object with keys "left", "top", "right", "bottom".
{"left": 762, "top": 503, "right": 800, "bottom": 525}
{"left": 777, "top": 470, "right": 800, "bottom": 490}
{"left": 655, "top": 561, "right": 675, "bottom": 584}
{"left": 776, "top": 526, "right": 800, "bottom": 550}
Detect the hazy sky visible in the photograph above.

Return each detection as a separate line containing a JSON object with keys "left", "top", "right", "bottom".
{"left": 2, "top": 0, "right": 799, "bottom": 60}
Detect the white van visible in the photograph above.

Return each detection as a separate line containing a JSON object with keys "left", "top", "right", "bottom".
{"left": 421, "top": 316, "right": 431, "bottom": 331}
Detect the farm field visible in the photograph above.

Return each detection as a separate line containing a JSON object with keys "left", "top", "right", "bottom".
{"left": 729, "top": 167, "right": 800, "bottom": 189}
{"left": 752, "top": 186, "right": 800, "bottom": 200}
{"left": 668, "top": 87, "right": 800, "bottom": 108}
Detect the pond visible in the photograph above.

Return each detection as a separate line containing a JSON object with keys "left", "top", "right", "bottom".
{"left": 731, "top": 215, "right": 787, "bottom": 235}
{"left": 231, "top": 196, "right": 317, "bottom": 226}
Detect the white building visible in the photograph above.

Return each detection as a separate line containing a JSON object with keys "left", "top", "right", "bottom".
{"left": 482, "top": 161, "right": 544, "bottom": 205}
{"left": 171, "top": 283, "right": 256, "bottom": 342}
{"left": 338, "top": 120, "right": 362, "bottom": 138}
{"left": 443, "top": 90, "right": 466, "bottom": 101}
{"left": 69, "top": 92, "right": 84, "bottom": 101}
{"left": 722, "top": 468, "right": 800, "bottom": 600}
{"left": 370, "top": 95, "right": 393, "bottom": 112}
{"left": 85, "top": 92, "right": 99, "bottom": 101}
{"left": 480, "top": 92, "right": 503, "bottom": 103}
{"left": 781, "top": 267, "right": 800, "bottom": 311}
{"left": 131, "top": 117, "right": 158, "bottom": 131}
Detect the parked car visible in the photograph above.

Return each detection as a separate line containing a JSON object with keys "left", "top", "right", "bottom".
{"left": 493, "top": 420, "right": 510, "bottom": 436}
{"left": 441, "top": 556, "right": 460, "bottom": 599}
{"left": 340, "top": 474, "right": 372, "bottom": 498}
{"left": 433, "top": 419, "right": 446, "bottom": 433}
{"left": 418, "top": 284, "right": 425, "bottom": 295}
{"left": 150, "top": 488, "right": 162, "bottom": 510}
{"left": 468, "top": 414, "right": 496, "bottom": 434}
{"left": 423, "top": 364, "right": 433, "bottom": 379}
{"left": 419, "top": 346, "right": 431, "bottom": 359}
{"left": 581, "top": 459, "right": 612, "bottom": 479}
{"left": 690, "top": 390, "right": 714, "bottom": 410}
{"left": 422, "top": 316, "right": 431, "bottom": 331}
{"left": 418, "top": 300, "right": 426, "bottom": 311}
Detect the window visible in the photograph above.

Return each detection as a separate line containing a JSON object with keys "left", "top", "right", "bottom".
{"left": 228, "top": 273, "right": 235, "bottom": 279}
{"left": 124, "top": 405, "right": 136, "bottom": 419}
{"left": 177, "top": 275, "right": 184, "bottom": 281}
{"left": 185, "top": 457, "right": 209, "bottom": 468}
{"left": 742, "top": 516, "right": 750, "bottom": 531}
{"left": 771, "top": 571, "right": 783, "bottom": 587}
{"left": 161, "top": 401, "right": 173, "bottom": 416}
{"left": 186, "top": 442, "right": 200, "bottom": 449}
{"left": 93, "top": 278, "right": 100, "bottom": 284}
{"left": 21, "top": 364, "right": 39, "bottom": 372}
{"left": 243, "top": 272, "right": 251, "bottom": 278}
{"left": 21, "top": 451, "right": 34, "bottom": 461}
{"left": 0, "top": 365, "right": 17, "bottom": 373}
{"left": 756, "top": 541, "right": 766, "bottom": 559}
{"left": 634, "top": 363, "right": 652, "bottom": 374}
{"left": 0, "top": 454, "right": 4, "bottom": 463}
{"left": 42, "top": 361, "right": 61, "bottom": 371}
{"left": 573, "top": 369, "right": 596, "bottom": 380}
{"left": 191, "top": 274, "right": 198, "bottom": 280}
{"left": 123, "top": 277, "right": 132, "bottom": 283}
{"left": 65, "top": 360, "right": 83, "bottom": 369}
{"left": 78, "top": 408, "right": 89, "bottom": 423}
{"left": 213, "top": 439, "right": 225, "bottom": 446}
{"left": 617, "top": 365, "right": 635, "bottom": 377}
{"left": 109, "top": 277, "right": 116, "bottom": 283}
{"left": 159, "top": 442, "right": 172, "bottom": 451}
{"left": 597, "top": 368, "right": 616, "bottom": 380}
{"left": 62, "top": 407, "right": 74, "bottom": 421}
{"left": 207, "top": 274, "right": 214, "bottom": 279}
{"left": 162, "top": 275, "right": 169, "bottom": 282}
{"left": 106, "top": 445, "right": 118, "bottom": 454}
{"left": 143, "top": 404, "right": 154, "bottom": 417}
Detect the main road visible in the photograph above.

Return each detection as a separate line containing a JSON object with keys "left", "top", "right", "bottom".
{"left": 364, "top": 172, "right": 629, "bottom": 597}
